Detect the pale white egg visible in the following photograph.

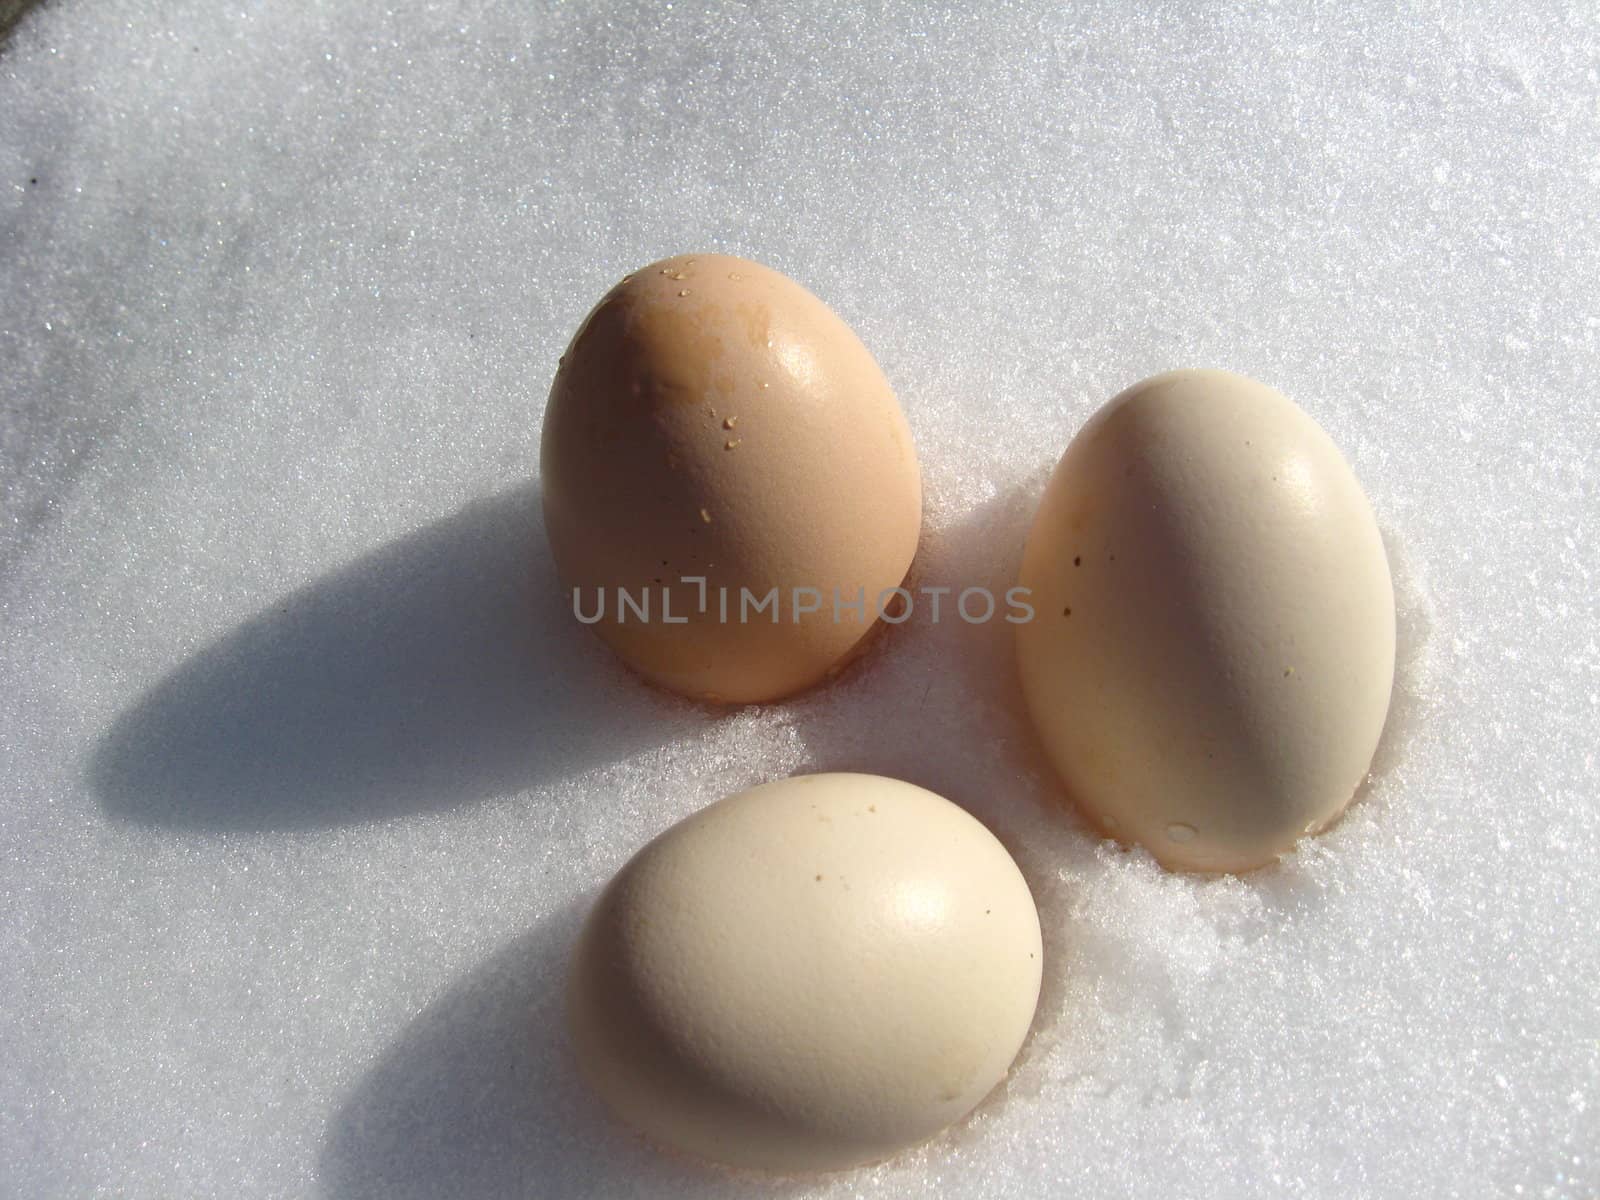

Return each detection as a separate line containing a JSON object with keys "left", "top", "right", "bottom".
{"left": 1015, "top": 369, "right": 1396, "bottom": 873}
{"left": 568, "top": 772, "right": 1042, "bottom": 1172}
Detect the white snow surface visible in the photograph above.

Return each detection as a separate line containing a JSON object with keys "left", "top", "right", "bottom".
{"left": 1, "top": 3, "right": 1596, "bottom": 1198}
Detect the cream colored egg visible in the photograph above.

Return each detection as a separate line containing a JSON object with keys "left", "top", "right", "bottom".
{"left": 540, "top": 253, "right": 921, "bottom": 705}
{"left": 1015, "top": 369, "right": 1395, "bottom": 873}
{"left": 568, "top": 773, "right": 1042, "bottom": 1173}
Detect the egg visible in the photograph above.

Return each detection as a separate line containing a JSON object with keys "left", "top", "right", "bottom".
{"left": 540, "top": 253, "right": 921, "bottom": 704}
{"left": 568, "top": 773, "right": 1043, "bottom": 1173}
{"left": 1015, "top": 369, "right": 1395, "bottom": 873}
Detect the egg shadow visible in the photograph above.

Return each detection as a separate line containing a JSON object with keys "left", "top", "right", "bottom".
{"left": 89, "top": 484, "right": 701, "bottom": 831}
{"left": 0, "top": 0, "right": 44, "bottom": 48}
{"left": 317, "top": 898, "right": 797, "bottom": 1200}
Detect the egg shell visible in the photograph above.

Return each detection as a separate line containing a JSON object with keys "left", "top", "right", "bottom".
{"left": 540, "top": 253, "right": 921, "bottom": 704}
{"left": 1015, "top": 369, "right": 1396, "bottom": 873}
{"left": 567, "top": 772, "right": 1043, "bottom": 1174}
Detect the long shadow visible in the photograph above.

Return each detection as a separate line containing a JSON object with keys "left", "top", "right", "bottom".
{"left": 317, "top": 899, "right": 785, "bottom": 1200}
{"left": 89, "top": 485, "right": 701, "bottom": 830}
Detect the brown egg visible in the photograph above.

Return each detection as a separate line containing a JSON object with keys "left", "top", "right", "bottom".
{"left": 541, "top": 253, "right": 921, "bottom": 704}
